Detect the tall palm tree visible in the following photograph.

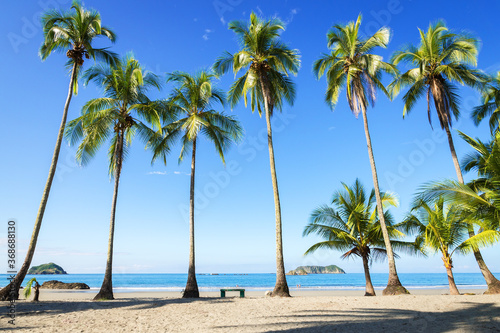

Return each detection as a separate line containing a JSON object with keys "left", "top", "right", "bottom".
{"left": 388, "top": 22, "right": 496, "bottom": 293}
{"left": 418, "top": 131, "right": 500, "bottom": 293}
{"left": 472, "top": 71, "right": 500, "bottom": 133}
{"left": 0, "top": 0, "right": 116, "bottom": 301}
{"left": 213, "top": 12, "right": 300, "bottom": 297}
{"left": 404, "top": 197, "right": 497, "bottom": 295}
{"left": 65, "top": 55, "right": 164, "bottom": 300}
{"left": 303, "top": 179, "right": 418, "bottom": 296}
{"left": 151, "top": 71, "right": 243, "bottom": 298}
{"left": 389, "top": 21, "right": 487, "bottom": 183}
{"left": 312, "top": 15, "right": 406, "bottom": 295}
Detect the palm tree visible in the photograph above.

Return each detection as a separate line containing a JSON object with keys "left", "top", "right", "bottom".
{"left": 418, "top": 131, "right": 500, "bottom": 293}
{"left": 65, "top": 55, "right": 164, "bottom": 300}
{"left": 404, "top": 197, "right": 497, "bottom": 295}
{"left": 213, "top": 12, "right": 300, "bottom": 297}
{"left": 390, "top": 19, "right": 498, "bottom": 291}
{"left": 472, "top": 71, "right": 500, "bottom": 133}
{"left": 312, "top": 15, "right": 406, "bottom": 295}
{"left": 151, "top": 71, "right": 243, "bottom": 298}
{"left": 0, "top": 0, "right": 116, "bottom": 301}
{"left": 389, "top": 21, "right": 487, "bottom": 183}
{"left": 303, "top": 179, "right": 418, "bottom": 296}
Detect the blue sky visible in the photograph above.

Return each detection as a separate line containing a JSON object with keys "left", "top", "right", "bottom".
{"left": 1, "top": 0, "right": 499, "bottom": 276}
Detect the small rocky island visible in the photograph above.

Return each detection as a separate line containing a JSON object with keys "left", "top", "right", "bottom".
{"left": 28, "top": 263, "right": 67, "bottom": 275}
{"left": 287, "top": 265, "right": 345, "bottom": 275}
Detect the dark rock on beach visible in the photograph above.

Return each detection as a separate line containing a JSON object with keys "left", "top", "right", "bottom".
{"left": 40, "top": 280, "right": 90, "bottom": 289}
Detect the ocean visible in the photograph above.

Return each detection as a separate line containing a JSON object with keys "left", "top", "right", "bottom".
{"left": 0, "top": 273, "right": 491, "bottom": 292}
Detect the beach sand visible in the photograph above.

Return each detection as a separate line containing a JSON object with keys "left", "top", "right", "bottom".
{"left": 2, "top": 289, "right": 499, "bottom": 332}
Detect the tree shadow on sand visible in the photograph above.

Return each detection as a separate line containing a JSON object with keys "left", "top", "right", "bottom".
{"left": 0, "top": 297, "right": 235, "bottom": 331}
{"left": 214, "top": 302, "right": 500, "bottom": 333}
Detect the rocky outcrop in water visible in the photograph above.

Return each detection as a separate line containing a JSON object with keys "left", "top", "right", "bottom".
{"left": 40, "top": 280, "right": 89, "bottom": 289}
{"left": 286, "top": 265, "right": 345, "bottom": 275}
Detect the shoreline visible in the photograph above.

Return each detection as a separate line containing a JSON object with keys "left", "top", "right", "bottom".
{"left": 32, "top": 287, "right": 488, "bottom": 301}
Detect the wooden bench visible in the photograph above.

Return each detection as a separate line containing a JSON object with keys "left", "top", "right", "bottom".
{"left": 220, "top": 288, "right": 245, "bottom": 297}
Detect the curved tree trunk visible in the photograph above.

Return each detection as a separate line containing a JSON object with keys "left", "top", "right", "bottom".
{"left": 94, "top": 129, "right": 124, "bottom": 301}
{"left": 183, "top": 138, "right": 199, "bottom": 298}
{"left": 443, "top": 256, "right": 460, "bottom": 295}
{"left": 444, "top": 124, "right": 500, "bottom": 294}
{"left": 258, "top": 72, "right": 290, "bottom": 297}
{"left": 360, "top": 107, "right": 409, "bottom": 296}
{"left": 0, "top": 63, "right": 78, "bottom": 301}
{"left": 362, "top": 254, "right": 376, "bottom": 296}
{"left": 446, "top": 266, "right": 460, "bottom": 295}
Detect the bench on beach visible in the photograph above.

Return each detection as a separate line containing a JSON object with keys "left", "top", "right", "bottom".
{"left": 220, "top": 288, "right": 245, "bottom": 297}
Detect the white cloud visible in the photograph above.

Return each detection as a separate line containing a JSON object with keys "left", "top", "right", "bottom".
{"left": 203, "top": 29, "right": 214, "bottom": 41}
{"left": 148, "top": 171, "right": 167, "bottom": 175}
{"left": 147, "top": 171, "right": 190, "bottom": 176}
{"left": 284, "top": 8, "right": 299, "bottom": 25}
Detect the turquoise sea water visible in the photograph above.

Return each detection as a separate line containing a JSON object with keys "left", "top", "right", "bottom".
{"left": 0, "top": 273, "right": 493, "bottom": 292}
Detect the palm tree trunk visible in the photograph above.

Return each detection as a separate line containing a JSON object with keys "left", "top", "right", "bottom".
{"left": 183, "top": 138, "right": 199, "bottom": 298}
{"left": 472, "top": 247, "right": 500, "bottom": 294}
{"left": 258, "top": 72, "right": 290, "bottom": 297}
{"left": 360, "top": 107, "right": 408, "bottom": 296}
{"left": 444, "top": 124, "right": 464, "bottom": 184}
{"left": 446, "top": 266, "right": 460, "bottom": 295}
{"left": 362, "top": 254, "right": 376, "bottom": 296}
{"left": 94, "top": 129, "right": 124, "bottom": 301}
{"left": 33, "top": 281, "right": 40, "bottom": 302}
{"left": 444, "top": 123, "right": 500, "bottom": 294}
{"left": 0, "top": 63, "right": 78, "bottom": 301}
{"left": 442, "top": 256, "right": 460, "bottom": 295}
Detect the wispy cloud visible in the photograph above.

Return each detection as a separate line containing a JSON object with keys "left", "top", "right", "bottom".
{"left": 147, "top": 171, "right": 190, "bottom": 176}
{"left": 284, "top": 8, "right": 299, "bottom": 25}
{"left": 148, "top": 171, "right": 167, "bottom": 175}
{"left": 34, "top": 247, "right": 130, "bottom": 257}
{"left": 203, "top": 29, "right": 213, "bottom": 41}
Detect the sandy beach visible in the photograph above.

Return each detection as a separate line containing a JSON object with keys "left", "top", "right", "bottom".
{"left": 2, "top": 289, "right": 499, "bottom": 332}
